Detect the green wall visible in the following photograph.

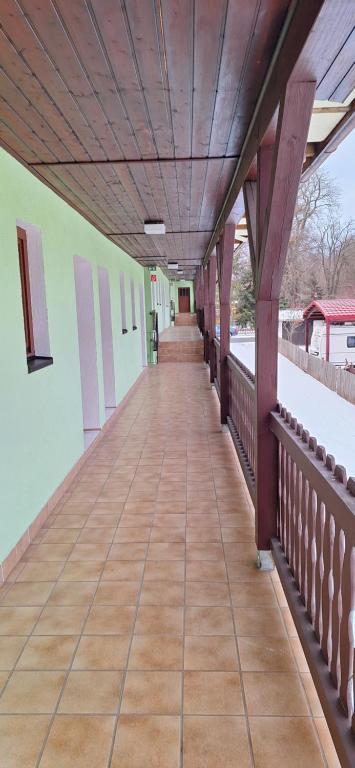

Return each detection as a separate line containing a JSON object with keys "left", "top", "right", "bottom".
{"left": 171, "top": 280, "right": 195, "bottom": 314}
{"left": 0, "top": 147, "right": 146, "bottom": 562}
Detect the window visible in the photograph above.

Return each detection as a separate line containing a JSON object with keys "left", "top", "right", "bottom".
{"left": 16, "top": 223, "right": 53, "bottom": 373}
{"left": 130, "top": 279, "right": 137, "bottom": 330}
{"left": 17, "top": 227, "right": 35, "bottom": 358}
{"left": 120, "top": 272, "right": 128, "bottom": 333}
{"left": 347, "top": 336, "right": 355, "bottom": 348}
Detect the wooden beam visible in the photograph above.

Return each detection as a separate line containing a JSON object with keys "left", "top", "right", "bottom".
{"left": 203, "top": 0, "right": 326, "bottom": 266}
{"left": 243, "top": 181, "right": 257, "bottom": 283}
{"left": 254, "top": 78, "right": 316, "bottom": 554}
{"left": 29, "top": 155, "right": 240, "bottom": 167}
{"left": 302, "top": 99, "right": 355, "bottom": 181}
{"left": 257, "top": 80, "right": 316, "bottom": 299}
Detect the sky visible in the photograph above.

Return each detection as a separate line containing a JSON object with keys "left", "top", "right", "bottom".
{"left": 322, "top": 128, "right": 355, "bottom": 221}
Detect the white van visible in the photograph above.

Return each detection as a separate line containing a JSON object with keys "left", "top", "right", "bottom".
{"left": 309, "top": 320, "right": 355, "bottom": 366}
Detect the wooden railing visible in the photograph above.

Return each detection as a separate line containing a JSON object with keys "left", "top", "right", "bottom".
{"left": 271, "top": 406, "right": 355, "bottom": 768}
{"left": 214, "top": 337, "right": 221, "bottom": 396}
{"left": 226, "top": 352, "right": 256, "bottom": 500}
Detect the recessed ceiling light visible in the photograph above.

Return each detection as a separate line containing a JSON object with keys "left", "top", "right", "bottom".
{"left": 144, "top": 221, "right": 166, "bottom": 235}
{"left": 168, "top": 261, "right": 179, "bottom": 270}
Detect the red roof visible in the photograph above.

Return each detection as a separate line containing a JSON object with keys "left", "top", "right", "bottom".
{"left": 303, "top": 299, "right": 355, "bottom": 322}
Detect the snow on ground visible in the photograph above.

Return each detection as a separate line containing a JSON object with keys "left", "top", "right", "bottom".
{"left": 230, "top": 339, "right": 355, "bottom": 476}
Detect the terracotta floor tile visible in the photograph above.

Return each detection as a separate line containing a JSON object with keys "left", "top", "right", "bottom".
{"left": 184, "top": 636, "right": 238, "bottom": 671}
{"left": 108, "top": 543, "right": 148, "bottom": 560}
{"left": 243, "top": 672, "right": 309, "bottom": 715}
{"left": 249, "top": 716, "right": 325, "bottom": 768}
{"left": 0, "top": 607, "right": 42, "bottom": 635}
{"left": 58, "top": 670, "right": 122, "bottom": 713}
{"left": 144, "top": 561, "right": 185, "bottom": 581}
{"left": 186, "top": 543, "right": 224, "bottom": 561}
{"left": 150, "top": 527, "right": 186, "bottom": 543}
{"left": 187, "top": 514, "right": 219, "bottom": 526}
{"left": 147, "top": 543, "right": 185, "bottom": 560}
{"left": 314, "top": 718, "right": 341, "bottom": 768}
{"left": 40, "top": 529, "right": 80, "bottom": 544}
{"left": 17, "top": 636, "right": 77, "bottom": 670}
{"left": 0, "top": 581, "right": 55, "bottom": 606}
{"left": 140, "top": 580, "right": 184, "bottom": 606}
{"left": 186, "top": 581, "right": 230, "bottom": 606}
{"left": 183, "top": 715, "right": 251, "bottom": 768}
{"left": 73, "top": 635, "right": 130, "bottom": 670}
{"left": 0, "top": 636, "right": 27, "bottom": 670}
{"left": 230, "top": 580, "right": 277, "bottom": 607}
{"left": 221, "top": 526, "right": 255, "bottom": 543}
{"left": 186, "top": 561, "right": 227, "bottom": 582}
{"left": 186, "top": 527, "right": 221, "bottom": 542}
{"left": 85, "top": 514, "right": 120, "bottom": 527}
{"left": 121, "top": 670, "right": 181, "bottom": 714}
{"left": 119, "top": 513, "right": 154, "bottom": 527}
{"left": 114, "top": 527, "right": 151, "bottom": 543}
{"left": 128, "top": 635, "right": 183, "bottom": 670}
{"left": 153, "top": 514, "right": 186, "bottom": 527}
{"left": 84, "top": 605, "right": 136, "bottom": 635}
{"left": 300, "top": 672, "right": 324, "bottom": 717}
{"left": 135, "top": 605, "right": 183, "bottom": 635}
{"left": 39, "top": 714, "right": 115, "bottom": 768}
{"left": 58, "top": 562, "right": 103, "bottom": 581}
{"left": 238, "top": 636, "right": 297, "bottom": 672}
{"left": 0, "top": 714, "right": 50, "bottom": 768}
{"left": 23, "top": 544, "right": 73, "bottom": 561}
{"left": 78, "top": 527, "right": 115, "bottom": 543}
{"left": 0, "top": 671, "right": 9, "bottom": 692}
{"left": 101, "top": 561, "right": 145, "bottom": 581}
{"left": 184, "top": 671, "right": 243, "bottom": 715}
{"left": 233, "top": 606, "right": 286, "bottom": 637}
{"left": 34, "top": 606, "right": 88, "bottom": 636}
{"left": 185, "top": 607, "right": 234, "bottom": 635}
{"left": 94, "top": 580, "right": 140, "bottom": 605}
{"left": 68, "top": 543, "right": 110, "bottom": 561}
{"left": 51, "top": 514, "right": 88, "bottom": 529}
{"left": 15, "top": 563, "right": 59, "bottom": 583}
{"left": 0, "top": 670, "right": 65, "bottom": 713}
{"left": 111, "top": 714, "right": 180, "bottom": 768}
{"left": 48, "top": 581, "right": 97, "bottom": 605}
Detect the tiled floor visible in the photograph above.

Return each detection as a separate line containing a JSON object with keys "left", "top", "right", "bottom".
{"left": 0, "top": 363, "right": 340, "bottom": 767}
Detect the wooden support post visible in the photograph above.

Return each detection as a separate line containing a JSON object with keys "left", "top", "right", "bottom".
{"left": 203, "top": 266, "right": 209, "bottom": 363}
{"left": 208, "top": 252, "right": 217, "bottom": 383}
{"left": 217, "top": 223, "right": 235, "bottom": 423}
{"left": 254, "top": 79, "right": 316, "bottom": 559}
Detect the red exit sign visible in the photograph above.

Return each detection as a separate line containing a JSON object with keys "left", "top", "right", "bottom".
{"left": 150, "top": 274, "right": 157, "bottom": 282}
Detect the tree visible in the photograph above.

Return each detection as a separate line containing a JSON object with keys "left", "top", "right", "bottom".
{"left": 231, "top": 243, "right": 255, "bottom": 328}
{"left": 316, "top": 217, "right": 355, "bottom": 297}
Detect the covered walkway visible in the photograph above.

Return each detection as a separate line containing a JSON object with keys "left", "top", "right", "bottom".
{"left": 0, "top": 363, "right": 337, "bottom": 768}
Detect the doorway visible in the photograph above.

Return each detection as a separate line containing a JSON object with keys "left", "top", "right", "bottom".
{"left": 98, "top": 267, "right": 116, "bottom": 420}
{"left": 73, "top": 256, "right": 100, "bottom": 448}
{"left": 178, "top": 287, "right": 190, "bottom": 313}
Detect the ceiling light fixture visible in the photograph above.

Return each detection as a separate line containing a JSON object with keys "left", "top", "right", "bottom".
{"left": 144, "top": 220, "right": 166, "bottom": 235}
{"left": 168, "top": 262, "right": 179, "bottom": 270}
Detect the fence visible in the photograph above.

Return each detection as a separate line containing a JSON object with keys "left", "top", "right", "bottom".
{"left": 271, "top": 405, "right": 355, "bottom": 768}
{"left": 227, "top": 352, "right": 256, "bottom": 500}
{"left": 279, "top": 337, "right": 355, "bottom": 406}
{"left": 214, "top": 338, "right": 221, "bottom": 396}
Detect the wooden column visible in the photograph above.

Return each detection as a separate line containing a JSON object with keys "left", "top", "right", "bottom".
{"left": 254, "top": 79, "right": 316, "bottom": 558}
{"left": 208, "top": 251, "right": 217, "bottom": 383}
{"left": 217, "top": 223, "right": 235, "bottom": 423}
{"left": 203, "top": 266, "right": 209, "bottom": 362}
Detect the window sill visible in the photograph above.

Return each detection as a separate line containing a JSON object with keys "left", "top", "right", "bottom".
{"left": 27, "top": 356, "right": 53, "bottom": 374}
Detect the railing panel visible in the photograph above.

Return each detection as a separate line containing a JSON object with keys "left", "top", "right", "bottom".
{"left": 214, "top": 338, "right": 221, "bottom": 397}
{"left": 226, "top": 352, "right": 255, "bottom": 500}
{"left": 271, "top": 408, "right": 355, "bottom": 767}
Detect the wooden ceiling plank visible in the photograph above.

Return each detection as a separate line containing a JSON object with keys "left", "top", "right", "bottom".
{"left": 0, "top": 95, "right": 56, "bottom": 163}
{"left": 18, "top": 0, "right": 122, "bottom": 160}
{"left": 209, "top": 0, "right": 259, "bottom": 155}
{"left": 192, "top": 0, "right": 228, "bottom": 156}
{"left": 189, "top": 160, "right": 208, "bottom": 232}
{"left": 198, "top": 159, "right": 225, "bottom": 231}
{"left": 89, "top": 0, "right": 158, "bottom": 158}
{"left": 0, "top": 2, "right": 105, "bottom": 160}
{"left": 142, "top": 162, "right": 174, "bottom": 232}
{"left": 54, "top": 0, "right": 143, "bottom": 160}
{"left": 160, "top": 0, "right": 193, "bottom": 157}
{"left": 122, "top": 0, "right": 174, "bottom": 156}
{"left": 318, "top": 30, "right": 355, "bottom": 101}
{"left": 112, "top": 163, "right": 150, "bottom": 222}
{"left": 0, "top": 72, "right": 73, "bottom": 162}
{"left": 0, "top": 119, "right": 39, "bottom": 163}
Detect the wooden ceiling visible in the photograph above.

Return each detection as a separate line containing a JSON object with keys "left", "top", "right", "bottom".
{"left": 0, "top": 1, "right": 354, "bottom": 277}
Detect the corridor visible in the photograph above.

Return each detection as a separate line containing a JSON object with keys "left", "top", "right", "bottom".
{"left": 0, "top": 363, "right": 338, "bottom": 768}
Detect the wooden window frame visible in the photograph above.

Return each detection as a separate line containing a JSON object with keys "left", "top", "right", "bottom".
{"left": 17, "top": 226, "right": 35, "bottom": 358}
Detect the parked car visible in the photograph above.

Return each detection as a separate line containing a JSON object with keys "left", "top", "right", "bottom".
{"left": 215, "top": 325, "right": 237, "bottom": 337}
{"left": 309, "top": 320, "right": 355, "bottom": 366}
